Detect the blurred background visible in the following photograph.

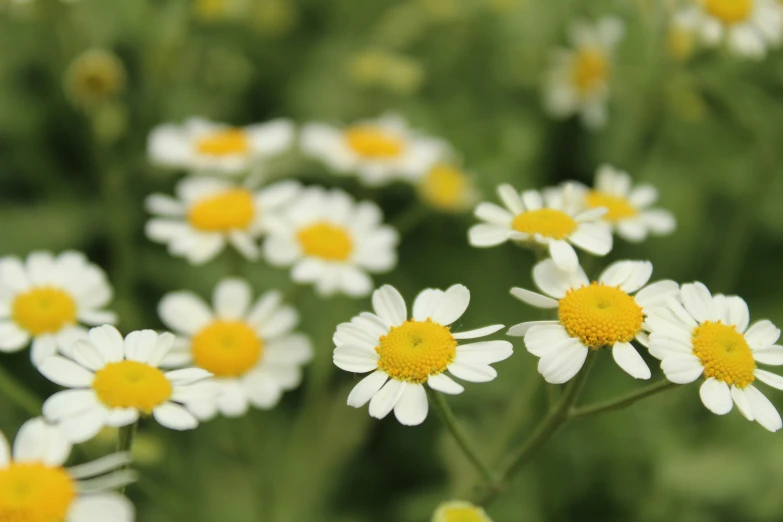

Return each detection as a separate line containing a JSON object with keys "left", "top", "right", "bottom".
{"left": 1, "top": 0, "right": 783, "bottom": 520}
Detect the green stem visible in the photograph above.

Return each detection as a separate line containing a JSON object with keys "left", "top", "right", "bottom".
{"left": 0, "top": 364, "right": 42, "bottom": 417}
{"left": 392, "top": 204, "right": 428, "bottom": 236}
{"left": 117, "top": 422, "right": 138, "bottom": 493}
{"left": 567, "top": 380, "right": 677, "bottom": 422}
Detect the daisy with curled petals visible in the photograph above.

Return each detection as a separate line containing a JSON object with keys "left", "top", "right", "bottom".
{"left": 468, "top": 183, "right": 612, "bottom": 272}
{"left": 0, "top": 417, "right": 134, "bottom": 522}
{"left": 647, "top": 282, "right": 783, "bottom": 432}
{"left": 432, "top": 501, "right": 492, "bottom": 522}
{"left": 509, "top": 259, "right": 679, "bottom": 383}
{"left": 39, "top": 325, "right": 217, "bottom": 443}
{"left": 145, "top": 176, "right": 300, "bottom": 265}
{"left": 157, "top": 277, "right": 313, "bottom": 419}
{"left": 300, "top": 113, "right": 446, "bottom": 186}
{"left": 0, "top": 251, "right": 116, "bottom": 365}
{"left": 263, "top": 186, "right": 398, "bottom": 297}
{"left": 333, "top": 284, "right": 513, "bottom": 426}
{"left": 147, "top": 117, "right": 295, "bottom": 175}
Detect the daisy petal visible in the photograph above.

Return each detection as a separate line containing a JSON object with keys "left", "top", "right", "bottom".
{"left": 213, "top": 278, "right": 252, "bottom": 320}
{"left": 39, "top": 356, "right": 95, "bottom": 387}
{"left": 393, "top": 384, "right": 428, "bottom": 426}
{"left": 507, "top": 320, "right": 557, "bottom": 337}
{"left": 612, "top": 342, "right": 651, "bottom": 380}
{"left": 510, "top": 288, "right": 558, "bottom": 309}
{"left": 548, "top": 240, "right": 579, "bottom": 273}
{"left": 680, "top": 282, "right": 718, "bottom": 323}
{"left": 427, "top": 373, "right": 464, "bottom": 394}
{"left": 455, "top": 341, "right": 513, "bottom": 365}
{"left": 448, "top": 362, "right": 497, "bottom": 382}
{"left": 538, "top": 342, "right": 589, "bottom": 384}
{"left": 372, "top": 285, "right": 407, "bottom": 327}
{"left": 699, "top": 378, "right": 733, "bottom": 415}
{"left": 731, "top": 385, "right": 755, "bottom": 421}
{"left": 745, "top": 385, "right": 782, "bottom": 432}
{"left": 452, "top": 324, "right": 504, "bottom": 339}
{"left": 368, "top": 379, "right": 406, "bottom": 420}
{"left": 67, "top": 493, "right": 134, "bottom": 522}
{"left": 754, "top": 369, "right": 783, "bottom": 391}
{"left": 533, "top": 258, "right": 588, "bottom": 299}
{"left": 746, "top": 320, "right": 781, "bottom": 350}
{"left": 430, "top": 284, "right": 470, "bottom": 326}
{"left": 153, "top": 403, "right": 198, "bottom": 430}
{"left": 347, "top": 370, "right": 389, "bottom": 408}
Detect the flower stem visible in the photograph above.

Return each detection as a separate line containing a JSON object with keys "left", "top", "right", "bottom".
{"left": 117, "top": 422, "right": 138, "bottom": 493}
{"left": 0, "top": 363, "right": 42, "bottom": 417}
{"left": 392, "top": 204, "right": 428, "bottom": 236}
{"left": 567, "top": 379, "right": 677, "bottom": 422}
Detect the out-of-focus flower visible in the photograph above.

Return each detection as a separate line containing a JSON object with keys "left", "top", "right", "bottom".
{"left": 194, "top": 0, "right": 245, "bottom": 20}
{"left": 0, "top": 251, "right": 116, "bottom": 365}
{"left": 468, "top": 183, "right": 612, "bottom": 272}
{"left": 253, "top": 0, "right": 298, "bottom": 35}
{"left": 432, "top": 500, "right": 493, "bottom": 522}
{"left": 145, "top": 176, "right": 300, "bottom": 265}
{"left": 648, "top": 283, "right": 783, "bottom": 432}
{"left": 39, "top": 325, "right": 218, "bottom": 443}
{"left": 64, "top": 49, "right": 125, "bottom": 109}
{"left": 300, "top": 114, "right": 446, "bottom": 186}
{"left": 509, "top": 259, "right": 679, "bottom": 383}
{"left": 543, "top": 17, "right": 625, "bottom": 130}
{"left": 158, "top": 278, "right": 313, "bottom": 419}
{"left": 263, "top": 186, "right": 398, "bottom": 297}
{"left": 668, "top": 11, "right": 699, "bottom": 61}
{"left": 334, "top": 285, "right": 512, "bottom": 426}
{"left": 417, "top": 163, "right": 477, "bottom": 213}
{"left": 349, "top": 51, "right": 425, "bottom": 95}
{"left": 147, "top": 118, "right": 295, "bottom": 175}
{"left": 0, "top": 418, "right": 134, "bottom": 522}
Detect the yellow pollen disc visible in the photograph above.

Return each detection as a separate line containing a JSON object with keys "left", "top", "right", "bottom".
{"left": 92, "top": 361, "right": 173, "bottom": 412}
{"left": 296, "top": 222, "right": 354, "bottom": 261}
{"left": 195, "top": 128, "right": 250, "bottom": 156}
{"left": 585, "top": 191, "right": 638, "bottom": 221}
{"left": 571, "top": 48, "right": 609, "bottom": 95}
{"left": 418, "top": 164, "right": 469, "bottom": 211}
{"left": 692, "top": 321, "right": 756, "bottom": 387}
{"left": 559, "top": 283, "right": 643, "bottom": 349}
{"left": 0, "top": 463, "right": 76, "bottom": 522}
{"left": 375, "top": 319, "right": 457, "bottom": 383}
{"left": 12, "top": 287, "right": 77, "bottom": 336}
{"left": 440, "top": 507, "right": 489, "bottom": 522}
{"left": 187, "top": 188, "right": 255, "bottom": 232}
{"left": 511, "top": 208, "right": 577, "bottom": 240}
{"left": 191, "top": 320, "right": 264, "bottom": 377}
{"left": 344, "top": 126, "right": 405, "bottom": 159}
{"left": 705, "top": 0, "right": 753, "bottom": 23}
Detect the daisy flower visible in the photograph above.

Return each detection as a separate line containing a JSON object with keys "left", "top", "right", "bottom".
{"left": 509, "top": 259, "right": 679, "bottom": 383}
{"left": 145, "top": 176, "right": 300, "bottom": 265}
{"left": 300, "top": 113, "right": 446, "bottom": 186}
{"left": 39, "top": 325, "right": 217, "bottom": 443}
{"left": 157, "top": 277, "right": 313, "bottom": 419}
{"left": 333, "top": 284, "right": 513, "bottom": 426}
{"left": 578, "top": 165, "right": 676, "bottom": 243}
{"left": 647, "top": 282, "right": 783, "bottom": 432}
{"left": 432, "top": 501, "right": 492, "bottom": 522}
{"left": 147, "top": 117, "right": 294, "bottom": 175}
{"left": 543, "top": 17, "right": 625, "bottom": 129}
{"left": 416, "top": 162, "right": 478, "bottom": 213}
{"left": 0, "top": 418, "right": 134, "bottom": 522}
{"left": 0, "top": 251, "right": 116, "bottom": 365}
{"left": 468, "top": 183, "right": 612, "bottom": 272}
{"left": 263, "top": 186, "right": 398, "bottom": 297}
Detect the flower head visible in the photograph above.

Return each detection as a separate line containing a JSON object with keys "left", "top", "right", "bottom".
{"left": 417, "top": 163, "right": 477, "bottom": 213}
{"left": 432, "top": 501, "right": 493, "bottom": 522}
{"left": 64, "top": 49, "right": 125, "bottom": 109}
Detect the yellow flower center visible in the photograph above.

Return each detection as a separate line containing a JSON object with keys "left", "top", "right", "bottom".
{"left": 12, "top": 287, "right": 77, "bottom": 336}
{"left": 418, "top": 164, "right": 470, "bottom": 211}
{"left": 375, "top": 319, "right": 457, "bottom": 383}
{"left": 705, "top": 0, "right": 753, "bottom": 23}
{"left": 195, "top": 129, "right": 250, "bottom": 157}
{"left": 191, "top": 320, "right": 264, "bottom": 377}
{"left": 511, "top": 209, "right": 577, "bottom": 240}
{"left": 559, "top": 283, "right": 644, "bottom": 349}
{"left": 571, "top": 48, "right": 609, "bottom": 95}
{"left": 692, "top": 322, "right": 756, "bottom": 387}
{"left": 296, "top": 222, "right": 354, "bottom": 261}
{"left": 187, "top": 189, "right": 255, "bottom": 232}
{"left": 439, "top": 505, "right": 489, "bottom": 522}
{"left": 344, "top": 126, "right": 405, "bottom": 159}
{"left": 92, "top": 361, "right": 173, "bottom": 412}
{"left": 0, "top": 463, "right": 76, "bottom": 522}
{"left": 585, "top": 191, "right": 638, "bottom": 221}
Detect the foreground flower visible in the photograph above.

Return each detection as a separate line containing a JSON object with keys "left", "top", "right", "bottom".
{"left": 333, "top": 285, "right": 512, "bottom": 426}
{"left": 264, "top": 186, "right": 398, "bottom": 297}
{"left": 417, "top": 163, "right": 477, "bottom": 213}
{"left": 509, "top": 259, "right": 678, "bottom": 383}
{"left": 145, "top": 176, "right": 300, "bottom": 265}
{"left": 432, "top": 501, "right": 492, "bottom": 522}
{"left": 300, "top": 114, "right": 446, "bottom": 186}
{"left": 157, "top": 278, "right": 313, "bottom": 418}
{"left": 0, "top": 418, "right": 134, "bottom": 522}
{"left": 147, "top": 117, "right": 294, "bottom": 174}
{"left": 579, "top": 165, "right": 676, "bottom": 243}
{"left": 647, "top": 282, "right": 783, "bottom": 432}
{"left": 468, "top": 183, "right": 611, "bottom": 272}
{"left": 0, "top": 251, "right": 116, "bottom": 365}
{"left": 544, "top": 17, "right": 625, "bottom": 129}
{"left": 39, "top": 325, "right": 217, "bottom": 443}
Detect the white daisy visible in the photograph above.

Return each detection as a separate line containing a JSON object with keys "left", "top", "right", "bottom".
{"left": 145, "top": 176, "right": 300, "bottom": 265}
{"left": 0, "top": 251, "right": 116, "bottom": 365}
{"left": 157, "top": 277, "right": 313, "bottom": 419}
{"left": 468, "top": 183, "right": 612, "bottom": 272}
{"left": 432, "top": 500, "right": 493, "bottom": 522}
{"left": 509, "top": 259, "right": 679, "bottom": 383}
{"left": 0, "top": 418, "right": 134, "bottom": 522}
{"left": 39, "top": 325, "right": 218, "bottom": 443}
{"left": 300, "top": 113, "right": 447, "bottom": 186}
{"left": 333, "top": 284, "right": 513, "bottom": 426}
{"left": 147, "top": 117, "right": 294, "bottom": 175}
{"left": 416, "top": 162, "right": 478, "bottom": 213}
{"left": 263, "top": 186, "right": 399, "bottom": 297}
{"left": 543, "top": 16, "right": 625, "bottom": 129}
{"left": 647, "top": 282, "right": 783, "bottom": 432}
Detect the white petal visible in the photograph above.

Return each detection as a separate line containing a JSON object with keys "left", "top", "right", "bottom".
{"left": 43, "top": 389, "right": 99, "bottom": 422}
{"left": 731, "top": 385, "right": 755, "bottom": 421}
{"left": 447, "top": 361, "right": 497, "bottom": 383}
{"left": 39, "top": 356, "right": 95, "bottom": 387}
{"left": 474, "top": 202, "right": 514, "bottom": 226}
{"left": 612, "top": 342, "right": 651, "bottom": 380}
{"left": 744, "top": 385, "right": 782, "bottom": 432}
{"left": 661, "top": 355, "right": 704, "bottom": 384}
{"left": 87, "top": 325, "right": 125, "bottom": 363}
{"left": 497, "top": 184, "right": 524, "bottom": 214}
{"left": 31, "top": 336, "right": 59, "bottom": 366}
{"left": 242, "top": 374, "right": 282, "bottom": 410}
{"left": 393, "top": 384, "right": 429, "bottom": 426}
{"left": 157, "top": 292, "right": 213, "bottom": 335}
{"left": 347, "top": 370, "right": 389, "bottom": 408}
{"left": 106, "top": 408, "right": 140, "bottom": 427}
{"left": 124, "top": 330, "right": 159, "bottom": 365}
{"left": 412, "top": 289, "right": 444, "bottom": 321}
{"left": 213, "top": 278, "right": 252, "bottom": 320}
{"left": 426, "top": 373, "right": 464, "bottom": 394}
{"left": 164, "top": 368, "right": 213, "bottom": 385}
{"left": 680, "top": 282, "right": 718, "bottom": 323}
{"left": 333, "top": 345, "right": 380, "bottom": 373}
{"left": 752, "top": 345, "right": 783, "bottom": 366}
{"left": 258, "top": 306, "right": 299, "bottom": 339}
{"left": 537, "top": 342, "right": 589, "bottom": 384}
{"left": 699, "top": 378, "right": 733, "bottom": 415}
{"left": 455, "top": 340, "right": 513, "bottom": 364}
{"left": 368, "top": 379, "right": 406, "bottom": 420}
{"left": 468, "top": 224, "right": 510, "bottom": 247}
{"left": 452, "top": 324, "right": 504, "bottom": 339}
{"left": 507, "top": 320, "right": 557, "bottom": 337}
{"left": 430, "top": 284, "right": 470, "bottom": 326}
{"left": 634, "top": 280, "right": 679, "bottom": 309}
{"left": 509, "top": 287, "right": 558, "bottom": 309}
{"left": 532, "top": 258, "right": 588, "bottom": 299}
{"left": 599, "top": 260, "right": 653, "bottom": 293}
{"left": 754, "top": 369, "right": 783, "bottom": 391}
{"left": 569, "top": 223, "right": 612, "bottom": 255}
{"left": 153, "top": 402, "right": 199, "bottom": 430}
{"left": 525, "top": 324, "right": 575, "bottom": 357}
{"left": 0, "top": 321, "right": 30, "bottom": 352}
{"left": 746, "top": 320, "right": 781, "bottom": 350}
{"left": 372, "top": 285, "right": 407, "bottom": 327}
{"left": 548, "top": 240, "right": 579, "bottom": 273}
{"left": 215, "top": 381, "right": 250, "bottom": 417}
{"left": 70, "top": 340, "right": 107, "bottom": 371}
{"left": 13, "top": 418, "right": 71, "bottom": 466}
{"left": 57, "top": 406, "right": 110, "bottom": 444}
{"left": 67, "top": 493, "right": 134, "bottom": 522}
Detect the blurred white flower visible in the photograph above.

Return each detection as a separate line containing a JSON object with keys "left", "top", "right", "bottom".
{"left": 432, "top": 500, "right": 493, "bottom": 522}
{"left": 263, "top": 186, "right": 398, "bottom": 297}
{"left": 416, "top": 163, "right": 478, "bottom": 213}
{"left": 334, "top": 285, "right": 512, "bottom": 426}
{"left": 0, "top": 251, "right": 116, "bottom": 365}
{"left": 648, "top": 282, "right": 783, "bottom": 432}
{"left": 157, "top": 278, "right": 312, "bottom": 419}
